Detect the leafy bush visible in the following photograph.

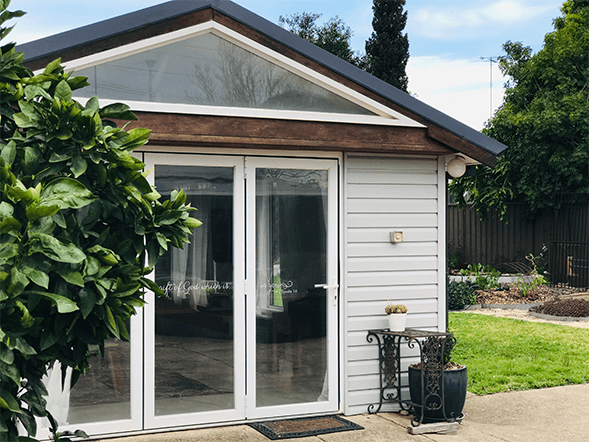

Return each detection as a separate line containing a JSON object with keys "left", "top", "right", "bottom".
{"left": 0, "top": 6, "right": 200, "bottom": 441}
{"left": 448, "top": 249, "right": 462, "bottom": 270}
{"left": 459, "top": 263, "right": 501, "bottom": 289}
{"left": 448, "top": 280, "right": 478, "bottom": 310}
{"left": 512, "top": 274, "right": 549, "bottom": 297}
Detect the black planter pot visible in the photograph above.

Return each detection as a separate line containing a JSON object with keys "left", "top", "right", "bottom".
{"left": 408, "top": 365, "right": 467, "bottom": 423}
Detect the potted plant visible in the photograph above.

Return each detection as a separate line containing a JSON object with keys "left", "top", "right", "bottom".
{"left": 408, "top": 336, "right": 467, "bottom": 424}
{"left": 385, "top": 302, "right": 408, "bottom": 331}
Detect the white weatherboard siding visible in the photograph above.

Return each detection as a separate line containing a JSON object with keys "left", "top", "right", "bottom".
{"left": 343, "top": 155, "right": 446, "bottom": 416}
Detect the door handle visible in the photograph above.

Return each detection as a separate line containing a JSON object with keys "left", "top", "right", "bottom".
{"left": 315, "top": 280, "right": 339, "bottom": 306}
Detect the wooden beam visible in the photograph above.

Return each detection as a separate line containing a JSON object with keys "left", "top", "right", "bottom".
{"left": 408, "top": 422, "right": 460, "bottom": 435}
{"left": 428, "top": 126, "right": 497, "bottom": 167}
{"left": 123, "top": 112, "right": 453, "bottom": 156}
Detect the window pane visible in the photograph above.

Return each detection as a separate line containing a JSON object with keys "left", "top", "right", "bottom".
{"left": 255, "top": 168, "right": 329, "bottom": 407}
{"left": 73, "top": 32, "right": 375, "bottom": 115}
{"left": 154, "top": 165, "right": 235, "bottom": 415}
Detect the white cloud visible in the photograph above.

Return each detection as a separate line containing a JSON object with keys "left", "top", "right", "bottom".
{"left": 407, "top": 55, "right": 506, "bottom": 130}
{"left": 412, "top": 1, "right": 558, "bottom": 40}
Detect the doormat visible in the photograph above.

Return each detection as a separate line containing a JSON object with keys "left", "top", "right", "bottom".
{"left": 249, "top": 415, "right": 364, "bottom": 440}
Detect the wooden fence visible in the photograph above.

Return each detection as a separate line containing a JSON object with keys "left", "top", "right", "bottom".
{"left": 448, "top": 199, "right": 589, "bottom": 288}
{"left": 447, "top": 203, "right": 551, "bottom": 273}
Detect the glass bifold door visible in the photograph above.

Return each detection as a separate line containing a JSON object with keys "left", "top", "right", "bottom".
{"left": 42, "top": 154, "right": 339, "bottom": 436}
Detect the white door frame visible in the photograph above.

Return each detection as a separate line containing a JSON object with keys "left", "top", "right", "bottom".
{"left": 143, "top": 153, "right": 246, "bottom": 429}
{"left": 244, "top": 156, "right": 339, "bottom": 419}
{"left": 141, "top": 153, "right": 339, "bottom": 429}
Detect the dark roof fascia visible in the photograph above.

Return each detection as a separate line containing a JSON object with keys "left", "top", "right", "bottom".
{"left": 17, "top": 0, "right": 507, "bottom": 159}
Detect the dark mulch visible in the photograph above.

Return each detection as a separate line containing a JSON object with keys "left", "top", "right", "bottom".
{"left": 475, "top": 285, "right": 578, "bottom": 305}
{"left": 530, "top": 299, "right": 589, "bottom": 318}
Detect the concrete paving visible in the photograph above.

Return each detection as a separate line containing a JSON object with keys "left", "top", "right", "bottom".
{"left": 101, "top": 383, "right": 589, "bottom": 442}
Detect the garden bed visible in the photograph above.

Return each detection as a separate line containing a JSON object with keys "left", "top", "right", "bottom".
{"left": 473, "top": 284, "right": 574, "bottom": 305}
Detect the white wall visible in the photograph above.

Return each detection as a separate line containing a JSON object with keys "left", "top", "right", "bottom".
{"left": 342, "top": 154, "right": 447, "bottom": 415}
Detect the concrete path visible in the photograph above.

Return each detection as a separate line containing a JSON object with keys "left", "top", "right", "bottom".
{"left": 102, "top": 383, "right": 589, "bottom": 442}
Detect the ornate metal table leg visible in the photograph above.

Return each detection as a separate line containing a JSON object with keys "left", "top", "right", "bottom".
{"left": 410, "top": 336, "right": 457, "bottom": 426}
{"left": 367, "top": 331, "right": 412, "bottom": 414}
{"left": 366, "top": 331, "right": 383, "bottom": 414}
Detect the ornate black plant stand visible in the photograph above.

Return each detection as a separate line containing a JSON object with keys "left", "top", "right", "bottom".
{"left": 366, "top": 329, "right": 462, "bottom": 427}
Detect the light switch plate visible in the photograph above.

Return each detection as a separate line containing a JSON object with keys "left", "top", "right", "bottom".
{"left": 390, "top": 231, "right": 403, "bottom": 243}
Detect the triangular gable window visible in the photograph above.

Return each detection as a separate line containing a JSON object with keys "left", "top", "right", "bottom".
{"left": 68, "top": 22, "right": 423, "bottom": 127}
{"left": 73, "top": 31, "right": 374, "bottom": 115}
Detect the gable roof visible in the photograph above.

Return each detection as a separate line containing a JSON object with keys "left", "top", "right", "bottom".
{"left": 16, "top": 0, "right": 507, "bottom": 165}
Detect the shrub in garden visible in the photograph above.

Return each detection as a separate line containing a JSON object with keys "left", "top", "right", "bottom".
{"left": 0, "top": 5, "right": 200, "bottom": 441}
{"left": 448, "top": 280, "right": 478, "bottom": 310}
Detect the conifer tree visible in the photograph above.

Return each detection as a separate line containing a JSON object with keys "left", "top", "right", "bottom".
{"left": 365, "top": 0, "right": 409, "bottom": 92}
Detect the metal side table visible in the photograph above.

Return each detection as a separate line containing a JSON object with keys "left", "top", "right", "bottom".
{"left": 366, "top": 329, "right": 460, "bottom": 427}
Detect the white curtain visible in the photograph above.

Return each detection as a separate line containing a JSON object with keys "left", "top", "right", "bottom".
{"left": 256, "top": 179, "right": 274, "bottom": 317}
{"left": 170, "top": 197, "right": 210, "bottom": 310}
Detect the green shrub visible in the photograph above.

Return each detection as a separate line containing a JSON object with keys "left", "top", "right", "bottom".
{"left": 448, "top": 249, "right": 462, "bottom": 270}
{"left": 448, "top": 280, "right": 478, "bottom": 310}
{"left": 459, "top": 263, "right": 501, "bottom": 289}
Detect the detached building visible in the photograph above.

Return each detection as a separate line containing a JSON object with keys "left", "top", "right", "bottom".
{"left": 18, "top": 0, "right": 505, "bottom": 439}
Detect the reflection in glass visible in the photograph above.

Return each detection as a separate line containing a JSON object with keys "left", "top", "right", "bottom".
{"left": 39, "top": 333, "right": 131, "bottom": 430}
{"left": 73, "top": 32, "right": 375, "bottom": 115}
{"left": 255, "top": 168, "right": 329, "bottom": 407}
{"left": 66, "top": 338, "right": 131, "bottom": 424}
{"left": 154, "top": 164, "right": 235, "bottom": 416}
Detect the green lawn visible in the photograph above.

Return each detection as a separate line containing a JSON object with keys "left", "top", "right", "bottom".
{"left": 449, "top": 312, "right": 589, "bottom": 395}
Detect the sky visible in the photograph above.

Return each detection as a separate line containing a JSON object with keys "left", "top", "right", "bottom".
{"left": 7, "top": 0, "right": 565, "bottom": 130}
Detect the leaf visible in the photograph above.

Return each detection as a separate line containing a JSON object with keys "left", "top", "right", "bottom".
{"left": 78, "top": 288, "right": 97, "bottom": 319}
{"left": 112, "top": 283, "right": 141, "bottom": 298}
{"left": 0, "top": 201, "right": 14, "bottom": 218}
{"left": 29, "top": 291, "right": 79, "bottom": 313}
{"left": 155, "top": 232, "right": 168, "bottom": 250}
{"left": 140, "top": 277, "right": 164, "bottom": 296}
{"left": 71, "top": 155, "right": 87, "bottom": 178}
{"left": 15, "top": 300, "right": 34, "bottom": 328}
{"left": 74, "top": 429, "right": 89, "bottom": 438}
{"left": 16, "top": 101, "right": 40, "bottom": 122}
{"left": 0, "top": 345, "right": 14, "bottom": 365}
{"left": 158, "top": 210, "right": 182, "bottom": 226}
{"left": 120, "top": 128, "right": 151, "bottom": 151}
{"left": 40, "top": 332, "right": 60, "bottom": 352}
{"left": 82, "top": 96, "right": 99, "bottom": 115}
{"left": 43, "top": 58, "right": 62, "bottom": 75}
{"left": 11, "top": 336, "right": 36, "bottom": 356}
{"left": 6, "top": 180, "right": 38, "bottom": 205}
{"left": 54, "top": 79, "right": 72, "bottom": 102}
{"left": 99, "top": 102, "right": 137, "bottom": 121}
{"left": 16, "top": 410, "right": 36, "bottom": 437}
{"left": 7, "top": 267, "right": 30, "bottom": 297}
{"left": 56, "top": 269, "right": 85, "bottom": 287}
{"left": 41, "top": 177, "right": 96, "bottom": 210}
{"left": 87, "top": 245, "right": 119, "bottom": 266}
{"left": 104, "top": 305, "right": 119, "bottom": 339}
{"left": 24, "top": 84, "right": 52, "bottom": 101}
{"left": 0, "top": 388, "right": 21, "bottom": 413}
{"left": 0, "top": 217, "right": 20, "bottom": 237}
{"left": 0, "top": 359, "right": 19, "bottom": 386}
{"left": 184, "top": 217, "right": 203, "bottom": 229}
{"left": 0, "top": 242, "right": 19, "bottom": 262}
{"left": 0, "top": 140, "right": 16, "bottom": 166}
{"left": 21, "top": 267, "right": 49, "bottom": 289}
{"left": 49, "top": 151, "right": 72, "bottom": 163}
{"left": 82, "top": 256, "right": 102, "bottom": 277}
{"left": 29, "top": 232, "right": 86, "bottom": 264}
{"left": 26, "top": 203, "right": 60, "bottom": 222}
